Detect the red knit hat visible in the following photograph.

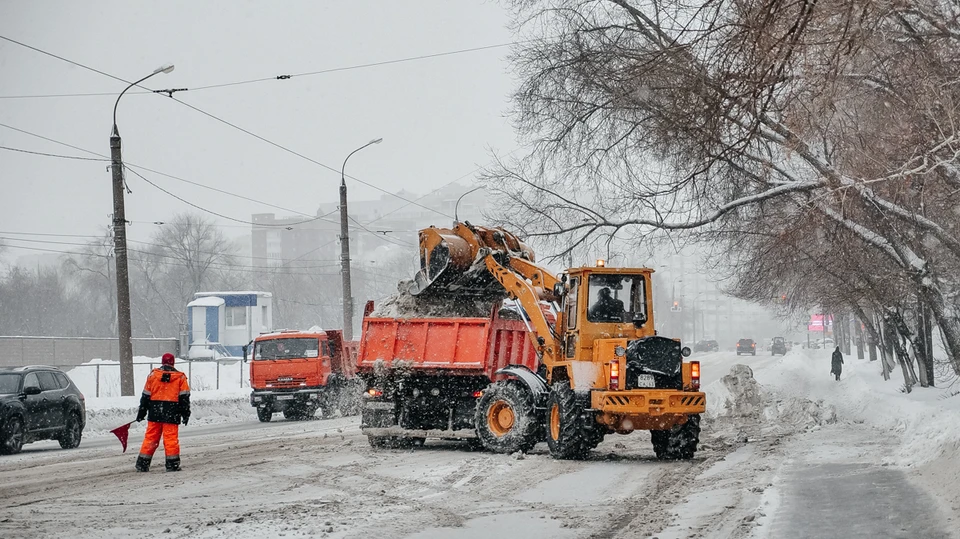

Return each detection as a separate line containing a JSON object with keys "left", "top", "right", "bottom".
{"left": 161, "top": 353, "right": 176, "bottom": 365}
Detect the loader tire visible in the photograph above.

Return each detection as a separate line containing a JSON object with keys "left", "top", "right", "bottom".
{"left": 545, "top": 382, "right": 590, "bottom": 460}
{"left": 651, "top": 414, "right": 701, "bottom": 460}
{"left": 475, "top": 381, "right": 539, "bottom": 454}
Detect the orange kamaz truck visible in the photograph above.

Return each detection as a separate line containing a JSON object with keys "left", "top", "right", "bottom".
{"left": 246, "top": 329, "right": 360, "bottom": 422}
{"left": 360, "top": 222, "right": 705, "bottom": 460}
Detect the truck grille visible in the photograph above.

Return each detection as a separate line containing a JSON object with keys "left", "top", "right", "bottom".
{"left": 268, "top": 377, "right": 306, "bottom": 388}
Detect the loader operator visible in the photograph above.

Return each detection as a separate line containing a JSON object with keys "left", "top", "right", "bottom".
{"left": 135, "top": 353, "right": 190, "bottom": 472}
{"left": 589, "top": 287, "right": 625, "bottom": 322}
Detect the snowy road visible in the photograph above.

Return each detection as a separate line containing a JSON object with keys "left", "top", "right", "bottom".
{"left": 0, "top": 350, "right": 957, "bottom": 538}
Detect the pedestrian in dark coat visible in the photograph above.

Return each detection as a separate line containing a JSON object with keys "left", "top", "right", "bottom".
{"left": 831, "top": 346, "right": 844, "bottom": 381}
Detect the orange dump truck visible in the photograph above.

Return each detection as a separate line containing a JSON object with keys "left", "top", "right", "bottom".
{"left": 246, "top": 329, "right": 360, "bottom": 422}
{"left": 358, "top": 303, "right": 544, "bottom": 450}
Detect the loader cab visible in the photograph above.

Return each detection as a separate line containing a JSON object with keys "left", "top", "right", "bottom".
{"left": 559, "top": 265, "right": 656, "bottom": 360}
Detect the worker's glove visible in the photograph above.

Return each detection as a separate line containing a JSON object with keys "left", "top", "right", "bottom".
{"left": 136, "top": 410, "right": 146, "bottom": 422}
{"left": 182, "top": 416, "right": 189, "bottom": 426}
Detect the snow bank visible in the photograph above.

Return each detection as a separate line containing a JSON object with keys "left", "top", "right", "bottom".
{"left": 729, "top": 348, "right": 960, "bottom": 467}
{"left": 756, "top": 349, "right": 960, "bottom": 467}
{"left": 83, "top": 394, "right": 252, "bottom": 436}
{"left": 62, "top": 357, "right": 254, "bottom": 435}
{"left": 65, "top": 356, "right": 249, "bottom": 398}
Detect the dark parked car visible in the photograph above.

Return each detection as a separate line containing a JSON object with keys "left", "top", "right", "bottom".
{"left": 771, "top": 337, "right": 787, "bottom": 356}
{"left": 694, "top": 339, "right": 720, "bottom": 352}
{"left": 0, "top": 366, "right": 86, "bottom": 455}
{"left": 736, "top": 338, "right": 757, "bottom": 356}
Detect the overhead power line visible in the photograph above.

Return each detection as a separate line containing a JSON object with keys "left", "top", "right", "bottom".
{"left": 0, "top": 42, "right": 513, "bottom": 99}
{"left": 0, "top": 34, "right": 456, "bottom": 220}
{"left": 0, "top": 145, "right": 109, "bottom": 161}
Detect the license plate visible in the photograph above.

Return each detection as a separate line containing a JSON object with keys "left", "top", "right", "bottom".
{"left": 277, "top": 395, "right": 295, "bottom": 401}
{"left": 637, "top": 374, "right": 656, "bottom": 388}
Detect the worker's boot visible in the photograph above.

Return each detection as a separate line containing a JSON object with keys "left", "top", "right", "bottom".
{"left": 135, "top": 456, "right": 151, "bottom": 472}
{"left": 165, "top": 456, "right": 181, "bottom": 472}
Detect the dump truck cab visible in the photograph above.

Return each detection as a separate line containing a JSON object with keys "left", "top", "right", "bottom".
{"left": 248, "top": 329, "right": 360, "bottom": 422}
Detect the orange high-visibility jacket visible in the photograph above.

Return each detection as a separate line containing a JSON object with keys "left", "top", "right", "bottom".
{"left": 138, "top": 366, "right": 191, "bottom": 424}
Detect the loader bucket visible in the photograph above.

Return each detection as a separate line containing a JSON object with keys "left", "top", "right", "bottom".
{"left": 408, "top": 223, "right": 535, "bottom": 298}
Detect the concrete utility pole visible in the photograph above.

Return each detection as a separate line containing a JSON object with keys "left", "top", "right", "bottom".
{"left": 339, "top": 138, "right": 382, "bottom": 341}
{"left": 111, "top": 64, "right": 174, "bottom": 396}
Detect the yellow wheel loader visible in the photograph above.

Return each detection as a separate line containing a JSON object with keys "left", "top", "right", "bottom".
{"left": 409, "top": 222, "right": 705, "bottom": 460}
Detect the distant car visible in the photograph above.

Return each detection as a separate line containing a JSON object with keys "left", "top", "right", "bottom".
{"left": 694, "top": 340, "right": 720, "bottom": 352}
{"left": 0, "top": 366, "right": 86, "bottom": 455}
{"left": 736, "top": 338, "right": 757, "bottom": 356}
{"left": 771, "top": 337, "right": 787, "bottom": 355}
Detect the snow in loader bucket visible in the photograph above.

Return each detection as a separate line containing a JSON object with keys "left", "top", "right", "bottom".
{"left": 408, "top": 247, "right": 507, "bottom": 298}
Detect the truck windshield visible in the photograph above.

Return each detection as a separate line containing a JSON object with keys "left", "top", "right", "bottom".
{"left": 254, "top": 338, "right": 320, "bottom": 360}
{"left": 0, "top": 373, "right": 20, "bottom": 394}
{"left": 586, "top": 274, "right": 646, "bottom": 324}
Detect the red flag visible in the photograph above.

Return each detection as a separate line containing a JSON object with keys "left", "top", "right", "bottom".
{"left": 110, "top": 421, "right": 135, "bottom": 453}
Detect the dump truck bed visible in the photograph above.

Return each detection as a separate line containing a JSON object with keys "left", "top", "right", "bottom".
{"left": 357, "top": 313, "right": 539, "bottom": 379}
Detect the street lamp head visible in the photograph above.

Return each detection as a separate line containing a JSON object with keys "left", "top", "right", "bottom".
{"left": 370, "top": 138, "right": 383, "bottom": 145}
{"left": 154, "top": 64, "right": 175, "bottom": 74}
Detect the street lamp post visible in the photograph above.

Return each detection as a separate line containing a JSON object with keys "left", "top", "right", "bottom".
{"left": 339, "top": 138, "right": 383, "bottom": 341}
{"left": 110, "top": 63, "right": 174, "bottom": 397}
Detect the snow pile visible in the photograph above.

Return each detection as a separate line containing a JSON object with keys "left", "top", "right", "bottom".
{"left": 769, "top": 397, "right": 837, "bottom": 429}
{"left": 369, "top": 285, "right": 496, "bottom": 319}
{"left": 707, "top": 364, "right": 763, "bottom": 419}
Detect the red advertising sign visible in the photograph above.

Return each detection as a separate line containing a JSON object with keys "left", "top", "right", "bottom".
{"left": 808, "top": 314, "right": 833, "bottom": 332}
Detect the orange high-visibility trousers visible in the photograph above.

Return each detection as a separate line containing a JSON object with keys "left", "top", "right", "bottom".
{"left": 139, "top": 421, "right": 180, "bottom": 460}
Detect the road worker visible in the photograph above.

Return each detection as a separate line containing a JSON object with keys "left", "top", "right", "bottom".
{"left": 135, "top": 353, "right": 190, "bottom": 472}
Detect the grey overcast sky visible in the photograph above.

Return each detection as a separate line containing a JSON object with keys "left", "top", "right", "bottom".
{"left": 0, "top": 1, "right": 518, "bottom": 260}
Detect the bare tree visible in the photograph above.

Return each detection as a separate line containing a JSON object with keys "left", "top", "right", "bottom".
{"left": 488, "top": 0, "right": 960, "bottom": 373}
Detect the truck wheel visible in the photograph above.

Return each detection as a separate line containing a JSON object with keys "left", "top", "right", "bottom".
{"left": 257, "top": 408, "right": 273, "bottom": 423}
{"left": 545, "top": 382, "right": 589, "bottom": 460}
{"left": 474, "top": 381, "right": 539, "bottom": 454}
{"left": 651, "top": 414, "right": 700, "bottom": 460}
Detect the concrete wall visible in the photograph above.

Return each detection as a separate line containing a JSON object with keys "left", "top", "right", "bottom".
{"left": 0, "top": 337, "right": 179, "bottom": 368}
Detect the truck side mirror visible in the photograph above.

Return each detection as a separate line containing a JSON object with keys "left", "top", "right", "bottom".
{"left": 242, "top": 344, "right": 249, "bottom": 362}
{"left": 553, "top": 282, "right": 565, "bottom": 299}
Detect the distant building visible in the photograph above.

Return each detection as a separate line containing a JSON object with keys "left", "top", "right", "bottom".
{"left": 250, "top": 183, "right": 489, "bottom": 268}
{"left": 186, "top": 291, "right": 272, "bottom": 358}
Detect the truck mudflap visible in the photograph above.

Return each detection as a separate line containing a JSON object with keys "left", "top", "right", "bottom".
{"left": 362, "top": 427, "right": 478, "bottom": 439}
{"left": 590, "top": 389, "right": 706, "bottom": 431}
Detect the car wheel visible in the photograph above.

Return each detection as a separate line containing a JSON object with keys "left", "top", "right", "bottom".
{"left": 1, "top": 416, "right": 25, "bottom": 455}
{"left": 58, "top": 412, "right": 83, "bottom": 449}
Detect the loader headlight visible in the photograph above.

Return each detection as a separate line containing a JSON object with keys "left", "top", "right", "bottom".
{"left": 614, "top": 346, "right": 626, "bottom": 357}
